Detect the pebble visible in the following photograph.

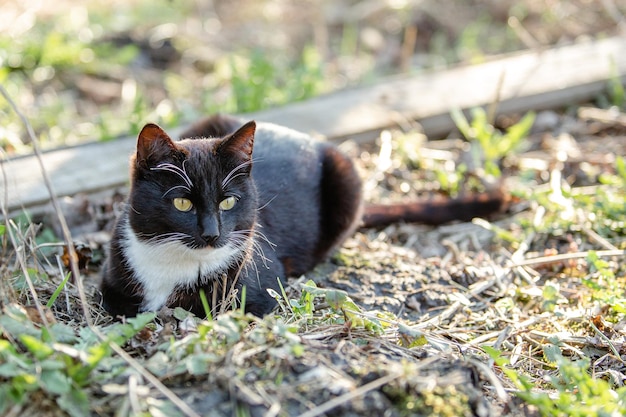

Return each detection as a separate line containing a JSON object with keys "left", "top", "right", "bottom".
{"left": 531, "top": 110, "right": 561, "bottom": 133}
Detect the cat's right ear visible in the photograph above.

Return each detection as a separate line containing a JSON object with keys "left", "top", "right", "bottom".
{"left": 136, "top": 123, "right": 177, "bottom": 167}
{"left": 219, "top": 121, "right": 255, "bottom": 163}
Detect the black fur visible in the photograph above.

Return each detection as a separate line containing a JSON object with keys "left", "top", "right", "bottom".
{"left": 101, "top": 115, "right": 363, "bottom": 317}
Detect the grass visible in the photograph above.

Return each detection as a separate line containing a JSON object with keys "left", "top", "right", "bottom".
{"left": 486, "top": 344, "right": 626, "bottom": 416}
{"left": 451, "top": 106, "right": 535, "bottom": 178}
{"left": 0, "top": 307, "right": 156, "bottom": 417}
{"left": 225, "top": 46, "right": 326, "bottom": 114}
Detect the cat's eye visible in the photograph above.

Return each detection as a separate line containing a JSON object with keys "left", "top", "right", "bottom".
{"left": 219, "top": 196, "right": 237, "bottom": 211}
{"left": 173, "top": 197, "right": 193, "bottom": 212}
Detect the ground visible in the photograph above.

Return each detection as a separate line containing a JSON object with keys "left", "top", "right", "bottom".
{"left": 2, "top": 1, "right": 626, "bottom": 416}
{"left": 4, "top": 106, "right": 626, "bottom": 416}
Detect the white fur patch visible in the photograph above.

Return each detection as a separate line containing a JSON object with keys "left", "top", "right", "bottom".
{"left": 121, "top": 223, "right": 242, "bottom": 312}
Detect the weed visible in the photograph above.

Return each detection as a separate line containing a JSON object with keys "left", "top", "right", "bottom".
{"left": 297, "top": 281, "right": 389, "bottom": 334}
{"left": 456, "top": 13, "right": 520, "bottom": 64}
{"left": 45, "top": 272, "right": 71, "bottom": 309}
{"left": 451, "top": 107, "right": 535, "bottom": 177}
{"left": 0, "top": 305, "right": 155, "bottom": 417}
{"left": 583, "top": 250, "right": 626, "bottom": 314}
{"left": 606, "top": 58, "right": 625, "bottom": 109}
{"left": 198, "top": 288, "right": 213, "bottom": 320}
{"left": 226, "top": 46, "right": 325, "bottom": 114}
{"left": 485, "top": 345, "right": 626, "bottom": 416}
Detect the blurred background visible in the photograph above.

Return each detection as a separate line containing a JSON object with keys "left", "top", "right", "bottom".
{"left": 1, "top": 0, "right": 624, "bottom": 154}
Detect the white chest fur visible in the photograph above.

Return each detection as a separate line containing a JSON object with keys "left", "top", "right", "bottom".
{"left": 121, "top": 224, "right": 241, "bottom": 312}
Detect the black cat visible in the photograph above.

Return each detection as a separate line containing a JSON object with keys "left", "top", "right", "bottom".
{"left": 100, "top": 115, "right": 504, "bottom": 318}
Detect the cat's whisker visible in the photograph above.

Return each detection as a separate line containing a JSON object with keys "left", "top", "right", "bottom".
{"left": 221, "top": 160, "right": 253, "bottom": 189}
{"left": 257, "top": 195, "right": 278, "bottom": 211}
{"left": 144, "top": 231, "right": 187, "bottom": 239}
{"left": 227, "top": 233, "right": 259, "bottom": 258}
{"left": 227, "top": 235, "right": 252, "bottom": 254}
{"left": 162, "top": 185, "right": 191, "bottom": 198}
{"left": 143, "top": 232, "right": 191, "bottom": 246}
{"left": 231, "top": 225, "right": 275, "bottom": 249}
{"left": 223, "top": 172, "right": 248, "bottom": 188}
{"left": 221, "top": 157, "right": 262, "bottom": 190}
{"left": 150, "top": 161, "right": 193, "bottom": 190}
{"left": 251, "top": 228, "right": 277, "bottom": 250}
{"left": 230, "top": 238, "right": 261, "bottom": 288}
{"left": 243, "top": 256, "right": 261, "bottom": 287}
{"left": 229, "top": 230, "right": 272, "bottom": 271}
{"left": 251, "top": 240, "right": 271, "bottom": 270}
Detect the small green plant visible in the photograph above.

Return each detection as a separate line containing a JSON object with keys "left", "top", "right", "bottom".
{"left": 541, "top": 282, "right": 561, "bottom": 312}
{"left": 46, "top": 272, "right": 71, "bottom": 308}
{"left": 267, "top": 279, "right": 392, "bottom": 333}
{"left": 198, "top": 288, "right": 213, "bottom": 320}
{"left": 297, "top": 281, "right": 389, "bottom": 334}
{"left": 600, "top": 155, "right": 626, "bottom": 188}
{"left": 606, "top": 58, "right": 625, "bottom": 109}
{"left": 456, "top": 13, "right": 521, "bottom": 63}
{"left": 485, "top": 344, "right": 626, "bottom": 416}
{"left": 155, "top": 309, "right": 304, "bottom": 381}
{"left": 227, "top": 46, "right": 325, "bottom": 113}
{"left": 583, "top": 251, "right": 626, "bottom": 314}
{"left": 0, "top": 305, "right": 155, "bottom": 417}
{"left": 451, "top": 107, "right": 535, "bottom": 177}
{"left": 433, "top": 162, "right": 466, "bottom": 196}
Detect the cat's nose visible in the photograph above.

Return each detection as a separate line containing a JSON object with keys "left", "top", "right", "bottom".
{"left": 201, "top": 231, "right": 219, "bottom": 245}
{"left": 201, "top": 216, "right": 220, "bottom": 245}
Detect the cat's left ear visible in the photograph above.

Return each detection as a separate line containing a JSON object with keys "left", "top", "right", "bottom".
{"left": 136, "top": 123, "right": 177, "bottom": 167}
{"left": 218, "top": 121, "right": 255, "bottom": 163}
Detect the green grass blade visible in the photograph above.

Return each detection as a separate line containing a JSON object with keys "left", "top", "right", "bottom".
{"left": 46, "top": 272, "right": 71, "bottom": 308}
{"left": 199, "top": 288, "right": 213, "bottom": 321}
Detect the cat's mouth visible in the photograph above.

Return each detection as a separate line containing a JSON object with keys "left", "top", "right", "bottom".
{"left": 193, "top": 241, "right": 218, "bottom": 250}
{"left": 190, "top": 236, "right": 226, "bottom": 250}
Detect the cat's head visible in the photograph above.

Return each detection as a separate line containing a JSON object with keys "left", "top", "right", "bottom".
{"left": 127, "top": 121, "right": 258, "bottom": 251}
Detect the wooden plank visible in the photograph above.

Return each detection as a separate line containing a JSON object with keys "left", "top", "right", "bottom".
{"left": 253, "top": 36, "right": 626, "bottom": 140}
{"left": 2, "top": 36, "right": 626, "bottom": 214}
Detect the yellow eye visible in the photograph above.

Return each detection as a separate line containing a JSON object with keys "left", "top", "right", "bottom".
{"left": 219, "top": 196, "right": 236, "bottom": 211}
{"left": 173, "top": 198, "right": 193, "bottom": 212}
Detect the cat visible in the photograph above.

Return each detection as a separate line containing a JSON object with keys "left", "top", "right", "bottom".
{"left": 100, "top": 115, "right": 505, "bottom": 318}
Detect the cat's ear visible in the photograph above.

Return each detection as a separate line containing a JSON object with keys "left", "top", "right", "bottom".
{"left": 219, "top": 121, "right": 255, "bottom": 163}
{"left": 136, "top": 123, "right": 177, "bottom": 167}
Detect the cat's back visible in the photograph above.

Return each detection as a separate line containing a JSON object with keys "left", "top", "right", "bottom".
{"left": 252, "top": 121, "right": 325, "bottom": 192}
{"left": 250, "top": 120, "right": 362, "bottom": 272}
{"left": 247, "top": 122, "right": 328, "bottom": 258}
